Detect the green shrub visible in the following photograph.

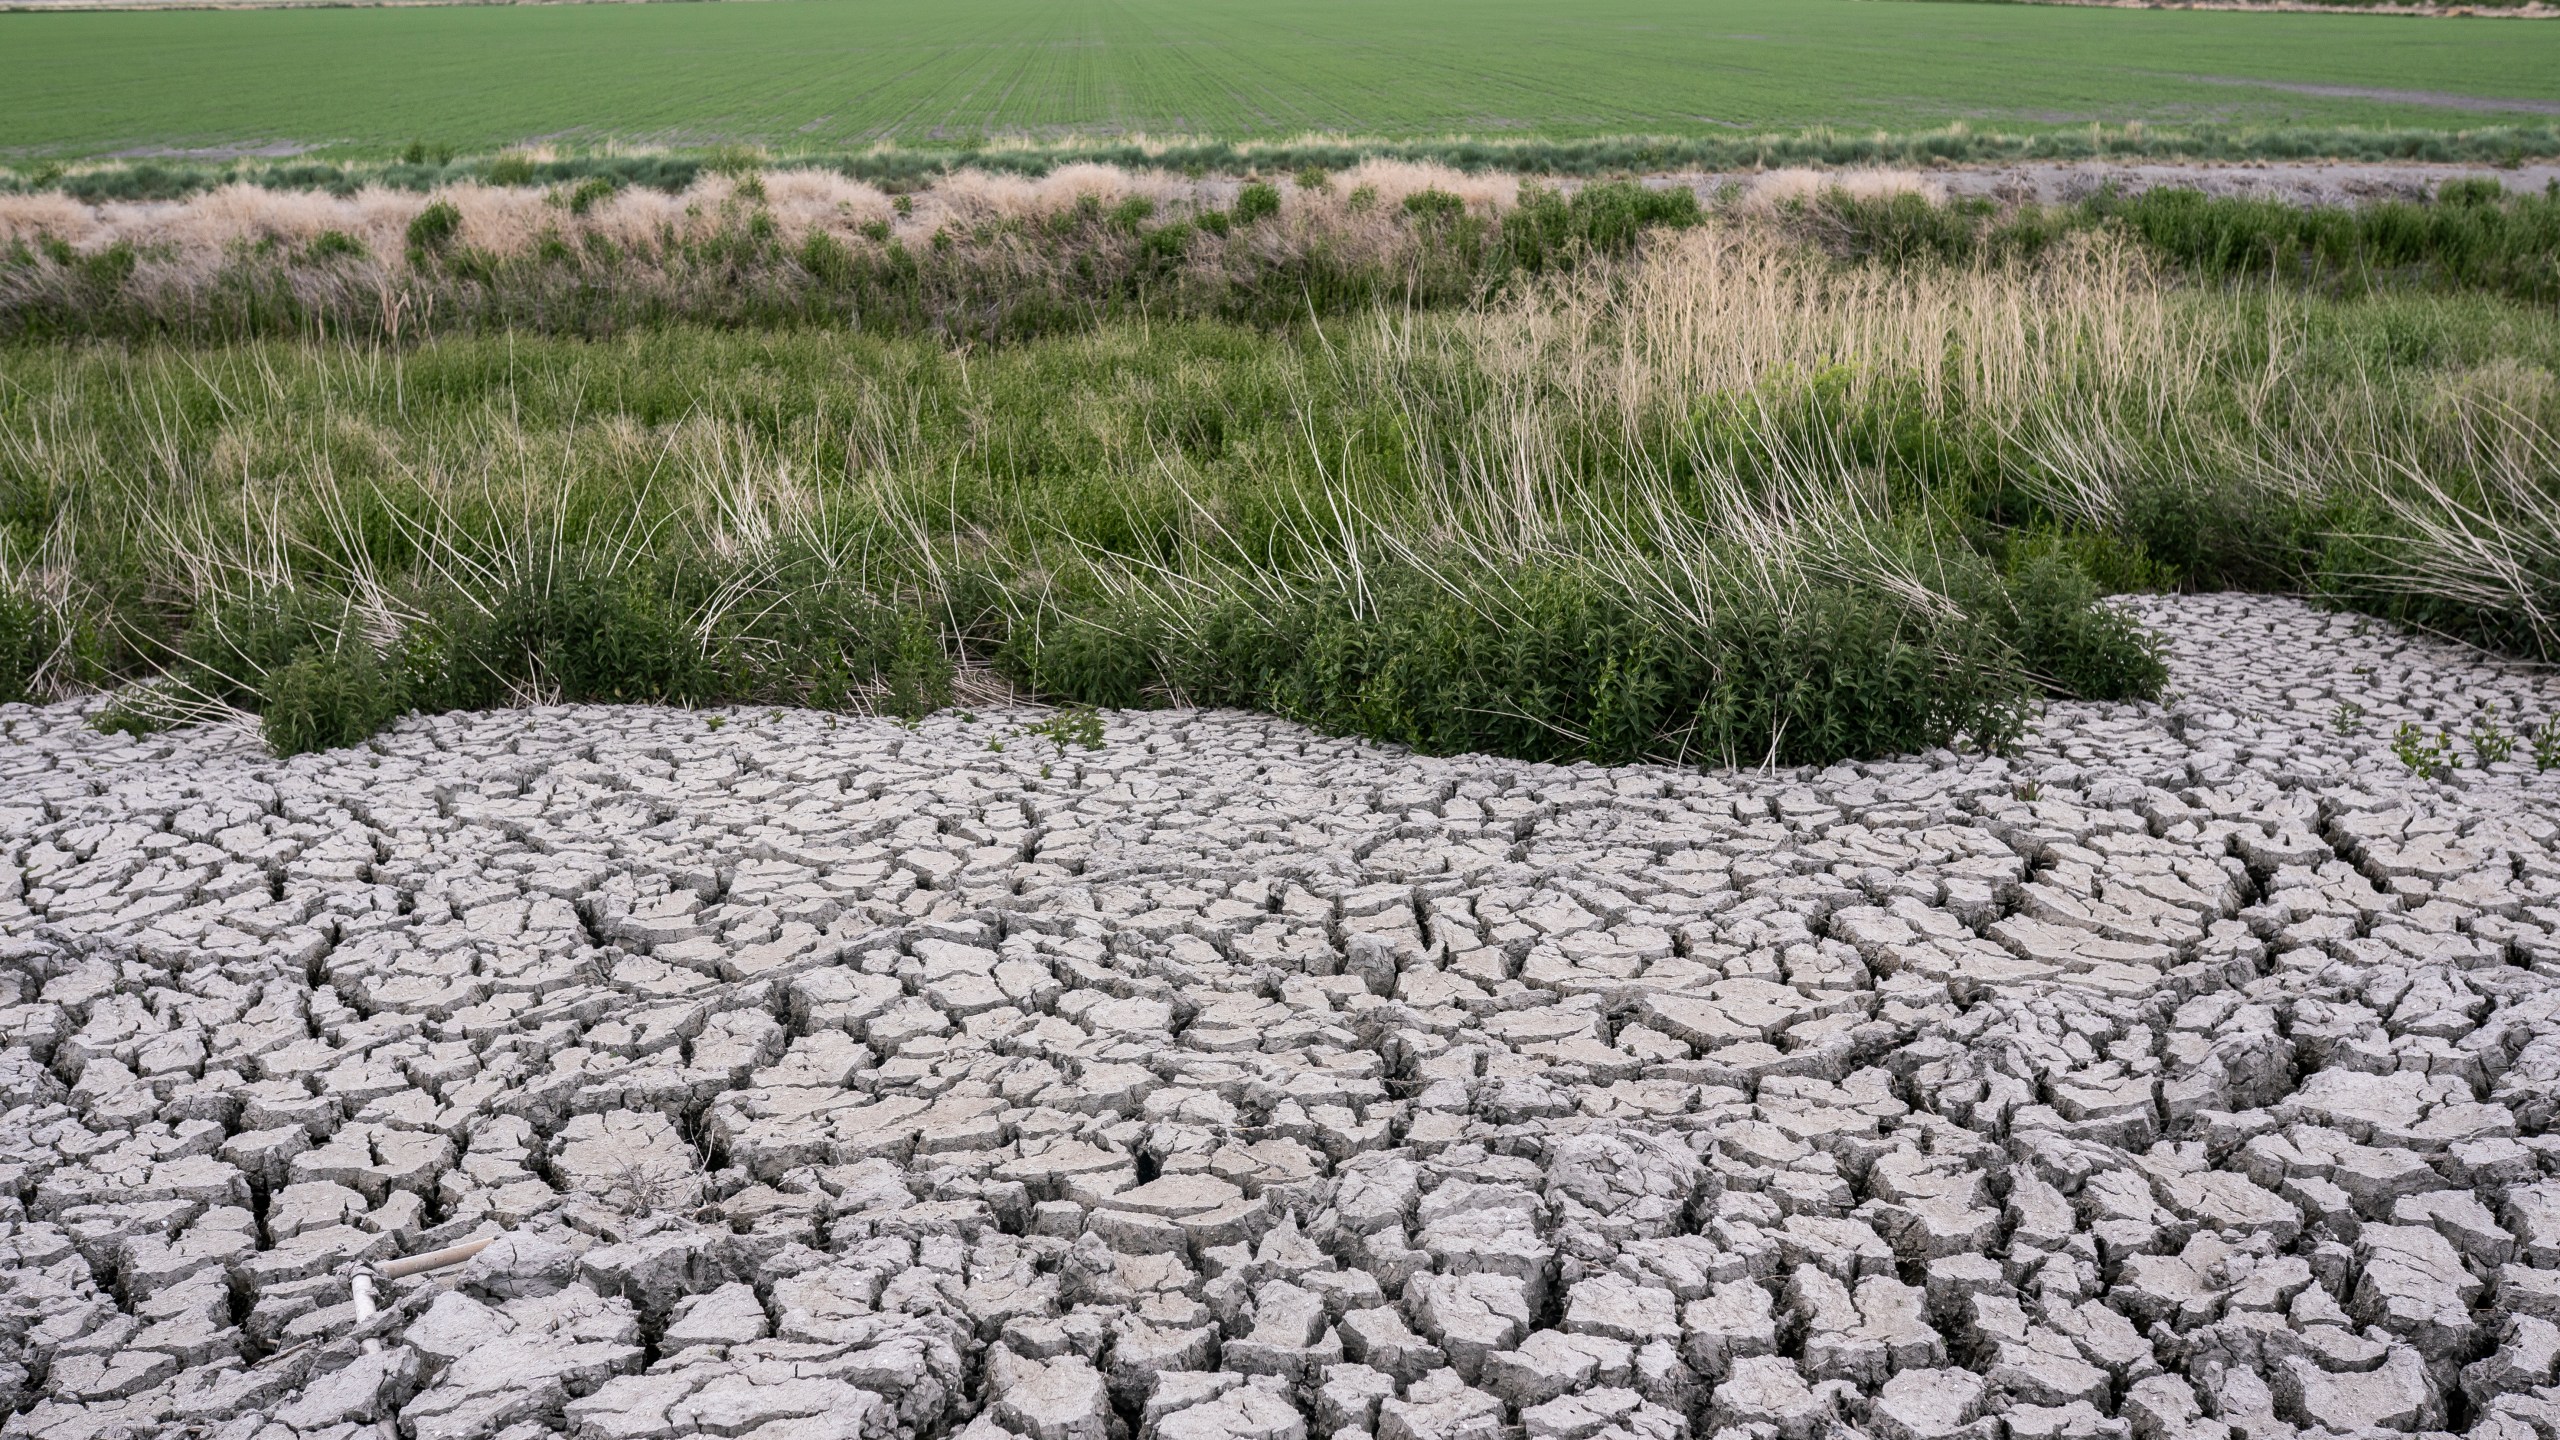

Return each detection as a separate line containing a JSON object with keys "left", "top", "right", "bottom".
{"left": 0, "top": 589, "right": 57, "bottom": 704}
{"left": 1503, "top": 181, "right": 1702, "bottom": 273}
{"left": 406, "top": 201, "right": 462, "bottom": 258}
{"left": 1234, "top": 183, "right": 1281, "bottom": 224}
{"left": 567, "top": 176, "right": 623, "bottom": 216}
{"left": 308, "top": 229, "right": 366, "bottom": 261}
{"left": 1403, "top": 189, "right": 1466, "bottom": 222}
{"left": 177, "top": 591, "right": 348, "bottom": 708}
{"left": 1013, "top": 560, "right": 2047, "bottom": 768}
{"left": 802, "top": 231, "right": 855, "bottom": 285}
{"left": 260, "top": 645, "right": 408, "bottom": 757}
{"left": 2000, "top": 550, "right": 2169, "bottom": 701}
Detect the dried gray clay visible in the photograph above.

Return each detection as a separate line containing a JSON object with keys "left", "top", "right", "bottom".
{"left": 2, "top": 593, "right": 2559, "bottom": 1440}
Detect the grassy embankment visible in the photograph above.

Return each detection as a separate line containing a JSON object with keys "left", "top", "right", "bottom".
{"left": 1, "top": 168, "right": 2555, "bottom": 765}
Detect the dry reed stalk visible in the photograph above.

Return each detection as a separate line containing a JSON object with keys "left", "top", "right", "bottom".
{"left": 1741, "top": 168, "right": 1943, "bottom": 210}
{"left": 1469, "top": 227, "right": 2211, "bottom": 446}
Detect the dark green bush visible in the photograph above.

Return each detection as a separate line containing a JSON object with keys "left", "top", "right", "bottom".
{"left": 2000, "top": 549, "right": 2169, "bottom": 701}
{"left": 1007, "top": 559, "right": 2078, "bottom": 767}
{"left": 1233, "top": 183, "right": 1281, "bottom": 225}
{"left": 2094, "top": 185, "right": 2560, "bottom": 304}
{"left": 1404, "top": 189, "right": 1467, "bottom": 222}
{"left": 1501, "top": 182, "right": 1703, "bottom": 274}
{"left": 177, "top": 590, "right": 350, "bottom": 707}
{"left": 406, "top": 201, "right": 462, "bottom": 259}
{"left": 308, "top": 230, "right": 366, "bottom": 261}
{"left": 260, "top": 645, "right": 407, "bottom": 757}
{"left": 0, "top": 589, "right": 57, "bottom": 704}
{"left": 567, "top": 176, "right": 622, "bottom": 216}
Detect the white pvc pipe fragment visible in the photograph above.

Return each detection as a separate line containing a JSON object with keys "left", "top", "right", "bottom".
{"left": 351, "top": 1272, "right": 381, "bottom": 1356}
{"left": 378, "top": 1235, "right": 499, "bottom": 1280}
{"left": 346, "top": 1234, "right": 500, "bottom": 1354}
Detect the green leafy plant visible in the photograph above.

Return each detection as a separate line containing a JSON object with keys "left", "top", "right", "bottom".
{"left": 2391, "top": 721, "right": 2457, "bottom": 779}
{"left": 2332, "top": 701, "right": 2366, "bottom": 734}
{"left": 0, "top": 588, "right": 58, "bottom": 705}
{"left": 405, "top": 200, "right": 461, "bottom": 258}
{"left": 1019, "top": 705, "right": 1107, "bottom": 761}
{"left": 2533, "top": 718, "right": 2560, "bottom": 772}
{"left": 1233, "top": 182, "right": 1281, "bottom": 224}
{"left": 2471, "top": 714, "right": 2517, "bottom": 767}
{"left": 307, "top": 229, "right": 367, "bottom": 261}
{"left": 259, "top": 646, "right": 407, "bottom": 758}
{"left": 567, "top": 176, "right": 623, "bottom": 216}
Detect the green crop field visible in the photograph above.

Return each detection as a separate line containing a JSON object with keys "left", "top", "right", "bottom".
{"left": 6, "top": 0, "right": 2560, "bottom": 160}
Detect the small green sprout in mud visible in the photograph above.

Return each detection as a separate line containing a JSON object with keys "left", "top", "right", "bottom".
{"left": 2534, "top": 718, "right": 2560, "bottom": 773}
{"left": 1024, "top": 705, "right": 1106, "bottom": 753}
{"left": 2332, "top": 702, "right": 2365, "bottom": 734}
{"left": 2470, "top": 714, "right": 2516, "bottom": 767}
{"left": 1011, "top": 705, "right": 1107, "bottom": 778}
{"left": 2392, "top": 721, "right": 2456, "bottom": 779}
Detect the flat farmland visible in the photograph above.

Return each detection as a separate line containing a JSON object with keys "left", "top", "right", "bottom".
{"left": 6, "top": 0, "right": 2560, "bottom": 158}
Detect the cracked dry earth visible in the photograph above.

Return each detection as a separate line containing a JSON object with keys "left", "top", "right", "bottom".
{"left": 8, "top": 595, "right": 2560, "bottom": 1440}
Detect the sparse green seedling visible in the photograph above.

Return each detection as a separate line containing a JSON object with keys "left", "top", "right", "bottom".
{"left": 2332, "top": 702, "right": 2365, "bottom": 734}
{"left": 1013, "top": 705, "right": 1106, "bottom": 772}
{"left": 2534, "top": 719, "right": 2560, "bottom": 772}
{"left": 705, "top": 715, "right": 725, "bottom": 730}
{"left": 2392, "top": 722, "right": 2457, "bottom": 779}
{"left": 2471, "top": 716, "right": 2516, "bottom": 767}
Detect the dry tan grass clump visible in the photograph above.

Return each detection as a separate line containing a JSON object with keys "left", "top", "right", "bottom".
{"left": 1481, "top": 225, "right": 2192, "bottom": 429}
{"left": 1325, "top": 159, "right": 1520, "bottom": 212}
{"left": 0, "top": 193, "right": 107, "bottom": 251}
{"left": 0, "top": 162, "right": 1563, "bottom": 267}
{"left": 1740, "top": 168, "right": 1944, "bottom": 210}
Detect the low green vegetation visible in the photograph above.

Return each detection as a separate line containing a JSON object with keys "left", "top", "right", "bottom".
{"left": 1789, "top": 183, "right": 2560, "bottom": 306}
{"left": 8, "top": 0, "right": 2560, "bottom": 160}
{"left": 2, "top": 183, "right": 2556, "bottom": 765}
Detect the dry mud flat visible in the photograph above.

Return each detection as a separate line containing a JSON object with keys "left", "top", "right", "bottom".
{"left": 3, "top": 593, "right": 2560, "bottom": 1440}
